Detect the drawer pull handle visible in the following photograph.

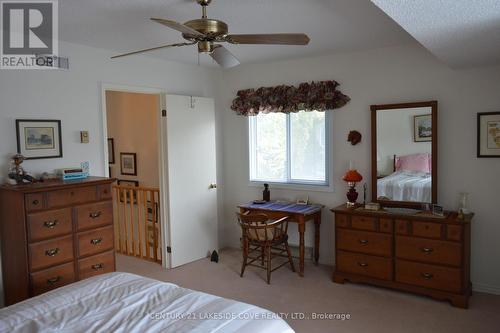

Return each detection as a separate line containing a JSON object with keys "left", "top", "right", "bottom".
{"left": 32, "top": 199, "right": 40, "bottom": 205}
{"left": 358, "top": 239, "right": 368, "bottom": 245}
{"left": 421, "top": 272, "right": 433, "bottom": 280}
{"left": 47, "top": 276, "right": 62, "bottom": 285}
{"left": 357, "top": 262, "right": 368, "bottom": 267}
{"left": 45, "top": 248, "right": 60, "bottom": 257}
{"left": 89, "top": 211, "right": 102, "bottom": 219}
{"left": 90, "top": 238, "right": 103, "bottom": 245}
{"left": 421, "top": 247, "right": 434, "bottom": 254}
{"left": 92, "top": 263, "right": 104, "bottom": 270}
{"left": 43, "top": 220, "right": 59, "bottom": 229}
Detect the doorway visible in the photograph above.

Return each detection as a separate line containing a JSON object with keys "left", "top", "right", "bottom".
{"left": 102, "top": 85, "right": 167, "bottom": 267}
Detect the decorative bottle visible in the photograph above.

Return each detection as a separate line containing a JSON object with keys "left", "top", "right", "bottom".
{"left": 263, "top": 183, "right": 270, "bottom": 202}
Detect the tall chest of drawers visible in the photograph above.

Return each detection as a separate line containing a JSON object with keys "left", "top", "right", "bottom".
{"left": 331, "top": 204, "right": 472, "bottom": 308}
{"left": 0, "top": 177, "right": 116, "bottom": 306}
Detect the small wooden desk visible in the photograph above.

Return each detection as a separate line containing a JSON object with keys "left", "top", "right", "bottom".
{"left": 238, "top": 201, "right": 323, "bottom": 277}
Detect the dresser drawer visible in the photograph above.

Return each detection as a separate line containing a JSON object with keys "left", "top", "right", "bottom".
{"left": 351, "top": 216, "right": 376, "bottom": 231}
{"left": 412, "top": 222, "right": 442, "bottom": 239}
{"left": 98, "top": 184, "right": 112, "bottom": 200}
{"left": 337, "top": 229, "right": 392, "bottom": 257}
{"left": 337, "top": 250, "right": 392, "bottom": 280}
{"left": 396, "top": 236, "right": 461, "bottom": 267}
{"left": 47, "top": 186, "right": 97, "bottom": 208}
{"left": 76, "top": 201, "right": 113, "bottom": 231}
{"left": 379, "top": 218, "right": 393, "bottom": 233}
{"left": 78, "top": 250, "right": 115, "bottom": 280}
{"left": 446, "top": 225, "right": 463, "bottom": 242}
{"left": 78, "top": 225, "right": 114, "bottom": 257}
{"left": 30, "top": 262, "right": 75, "bottom": 296}
{"left": 395, "top": 219, "right": 410, "bottom": 235}
{"left": 396, "top": 259, "right": 461, "bottom": 293}
{"left": 335, "top": 214, "right": 349, "bottom": 228}
{"left": 27, "top": 208, "right": 72, "bottom": 242}
{"left": 29, "top": 236, "right": 74, "bottom": 271}
{"left": 25, "top": 193, "right": 44, "bottom": 212}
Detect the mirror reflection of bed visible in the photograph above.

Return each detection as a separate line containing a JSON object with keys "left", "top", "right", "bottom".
{"left": 374, "top": 104, "right": 435, "bottom": 204}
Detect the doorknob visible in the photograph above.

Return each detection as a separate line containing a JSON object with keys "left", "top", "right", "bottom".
{"left": 209, "top": 183, "right": 217, "bottom": 189}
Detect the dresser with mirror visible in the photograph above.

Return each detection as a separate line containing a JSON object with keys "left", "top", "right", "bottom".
{"left": 332, "top": 101, "right": 472, "bottom": 308}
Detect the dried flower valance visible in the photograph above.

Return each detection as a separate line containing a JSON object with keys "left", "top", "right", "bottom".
{"left": 231, "top": 80, "right": 350, "bottom": 116}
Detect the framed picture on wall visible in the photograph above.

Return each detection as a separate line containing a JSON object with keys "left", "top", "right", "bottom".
{"left": 414, "top": 114, "right": 432, "bottom": 142}
{"left": 16, "top": 119, "right": 62, "bottom": 159}
{"left": 477, "top": 112, "right": 500, "bottom": 157}
{"left": 108, "top": 138, "right": 115, "bottom": 164}
{"left": 120, "top": 152, "right": 137, "bottom": 175}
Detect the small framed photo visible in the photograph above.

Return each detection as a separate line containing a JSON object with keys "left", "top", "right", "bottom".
{"left": 16, "top": 119, "right": 62, "bottom": 159}
{"left": 414, "top": 114, "right": 432, "bottom": 142}
{"left": 432, "top": 204, "right": 444, "bottom": 217}
{"left": 108, "top": 138, "right": 115, "bottom": 164}
{"left": 120, "top": 152, "right": 137, "bottom": 176}
{"left": 477, "top": 112, "right": 500, "bottom": 157}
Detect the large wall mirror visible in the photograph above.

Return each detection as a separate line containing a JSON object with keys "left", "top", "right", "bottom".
{"left": 371, "top": 101, "right": 437, "bottom": 206}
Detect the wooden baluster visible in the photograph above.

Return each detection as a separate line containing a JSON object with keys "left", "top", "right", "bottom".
{"left": 144, "top": 191, "right": 151, "bottom": 260}
{"left": 151, "top": 190, "right": 158, "bottom": 262}
{"left": 114, "top": 186, "right": 122, "bottom": 253}
{"left": 122, "top": 187, "right": 129, "bottom": 255}
{"left": 129, "top": 188, "right": 135, "bottom": 256}
{"left": 137, "top": 190, "right": 143, "bottom": 258}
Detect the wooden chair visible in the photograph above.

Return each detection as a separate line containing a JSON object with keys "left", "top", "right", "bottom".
{"left": 236, "top": 212, "right": 295, "bottom": 284}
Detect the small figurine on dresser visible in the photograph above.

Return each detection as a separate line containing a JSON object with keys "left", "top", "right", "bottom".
{"left": 7, "top": 154, "right": 36, "bottom": 184}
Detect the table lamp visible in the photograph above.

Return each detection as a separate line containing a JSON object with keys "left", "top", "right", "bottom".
{"left": 342, "top": 167, "right": 363, "bottom": 207}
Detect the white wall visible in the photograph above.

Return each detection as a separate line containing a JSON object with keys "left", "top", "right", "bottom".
{"left": 377, "top": 107, "right": 432, "bottom": 175}
{"left": 218, "top": 44, "right": 500, "bottom": 294}
{"left": 0, "top": 41, "right": 219, "bottom": 181}
{"left": 106, "top": 91, "right": 159, "bottom": 187}
{"left": 0, "top": 41, "right": 221, "bottom": 305}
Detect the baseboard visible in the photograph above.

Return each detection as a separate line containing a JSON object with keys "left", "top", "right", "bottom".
{"left": 472, "top": 283, "right": 500, "bottom": 295}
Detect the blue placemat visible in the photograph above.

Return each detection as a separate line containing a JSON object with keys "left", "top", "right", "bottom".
{"left": 239, "top": 201, "right": 323, "bottom": 215}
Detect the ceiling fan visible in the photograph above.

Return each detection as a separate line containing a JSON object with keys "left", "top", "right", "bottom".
{"left": 111, "top": 0, "right": 310, "bottom": 68}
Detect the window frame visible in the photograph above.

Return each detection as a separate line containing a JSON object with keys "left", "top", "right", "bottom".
{"left": 247, "top": 111, "right": 332, "bottom": 191}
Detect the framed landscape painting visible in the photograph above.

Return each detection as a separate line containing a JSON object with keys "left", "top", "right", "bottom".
{"left": 477, "top": 112, "right": 500, "bottom": 157}
{"left": 414, "top": 114, "right": 432, "bottom": 142}
{"left": 16, "top": 119, "right": 62, "bottom": 159}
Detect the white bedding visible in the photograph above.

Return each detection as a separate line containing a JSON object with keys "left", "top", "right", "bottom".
{"left": 377, "top": 171, "right": 431, "bottom": 202}
{"left": 0, "top": 272, "right": 293, "bottom": 333}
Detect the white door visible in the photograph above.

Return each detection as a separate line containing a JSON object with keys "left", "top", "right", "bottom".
{"left": 164, "top": 95, "right": 218, "bottom": 267}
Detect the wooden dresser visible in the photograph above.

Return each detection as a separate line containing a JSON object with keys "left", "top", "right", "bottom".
{"left": 331, "top": 204, "right": 472, "bottom": 308}
{"left": 0, "top": 177, "right": 116, "bottom": 306}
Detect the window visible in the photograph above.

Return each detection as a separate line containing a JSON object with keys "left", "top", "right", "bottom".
{"left": 249, "top": 110, "right": 329, "bottom": 186}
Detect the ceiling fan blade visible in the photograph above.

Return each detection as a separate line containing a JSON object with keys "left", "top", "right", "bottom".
{"left": 111, "top": 42, "right": 196, "bottom": 59}
{"left": 151, "top": 18, "right": 205, "bottom": 37}
{"left": 225, "top": 33, "right": 310, "bottom": 45}
{"left": 210, "top": 46, "right": 240, "bottom": 68}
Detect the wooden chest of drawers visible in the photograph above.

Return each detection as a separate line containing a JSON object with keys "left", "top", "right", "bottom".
{"left": 331, "top": 204, "right": 472, "bottom": 308}
{"left": 0, "top": 177, "right": 116, "bottom": 306}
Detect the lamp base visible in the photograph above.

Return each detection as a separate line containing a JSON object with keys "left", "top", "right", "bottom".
{"left": 346, "top": 187, "right": 358, "bottom": 207}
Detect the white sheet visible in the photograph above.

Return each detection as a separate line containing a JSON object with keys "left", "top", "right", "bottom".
{"left": 0, "top": 272, "right": 294, "bottom": 333}
{"left": 377, "top": 171, "right": 431, "bottom": 202}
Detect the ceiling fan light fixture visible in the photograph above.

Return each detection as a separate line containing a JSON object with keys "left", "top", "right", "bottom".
{"left": 198, "top": 41, "right": 215, "bottom": 53}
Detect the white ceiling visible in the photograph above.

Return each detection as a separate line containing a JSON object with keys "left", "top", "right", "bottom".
{"left": 371, "top": 0, "right": 500, "bottom": 68}
{"left": 59, "top": 0, "right": 414, "bottom": 67}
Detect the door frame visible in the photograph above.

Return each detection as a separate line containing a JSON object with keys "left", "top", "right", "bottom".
{"left": 100, "top": 82, "right": 170, "bottom": 269}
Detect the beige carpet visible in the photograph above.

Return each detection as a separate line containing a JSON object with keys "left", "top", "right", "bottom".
{"left": 116, "top": 249, "right": 500, "bottom": 333}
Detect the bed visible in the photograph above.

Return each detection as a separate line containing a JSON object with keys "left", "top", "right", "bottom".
{"left": 0, "top": 272, "right": 294, "bottom": 333}
{"left": 377, "top": 153, "right": 432, "bottom": 202}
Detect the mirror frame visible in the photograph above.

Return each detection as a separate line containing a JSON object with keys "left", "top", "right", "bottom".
{"left": 371, "top": 101, "right": 438, "bottom": 208}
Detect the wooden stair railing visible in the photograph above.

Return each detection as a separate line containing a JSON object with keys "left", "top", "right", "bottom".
{"left": 112, "top": 185, "right": 161, "bottom": 263}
